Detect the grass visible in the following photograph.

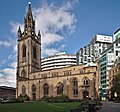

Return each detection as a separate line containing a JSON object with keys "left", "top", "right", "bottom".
{"left": 0, "top": 101, "right": 80, "bottom": 112}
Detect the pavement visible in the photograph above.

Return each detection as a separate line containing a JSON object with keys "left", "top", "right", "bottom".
{"left": 100, "top": 101, "right": 120, "bottom": 112}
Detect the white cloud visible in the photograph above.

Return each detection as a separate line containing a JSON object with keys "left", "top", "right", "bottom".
{"left": 43, "top": 48, "right": 59, "bottom": 56}
{"left": 0, "top": 68, "right": 16, "bottom": 87}
{"left": 10, "top": 21, "right": 24, "bottom": 34}
{"left": 10, "top": 1, "right": 76, "bottom": 56}
{"left": 0, "top": 60, "right": 6, "bottom": 67}
{"left": 0, "top": 68, "right": 15, "bottom": 76}
{"left": 0, "top": 41, "right": 12, "bottom": 47}
{"left": 42, "top": 33, "right": 63, "bottom": 46}
{"left": 10, "top": 62, "right": 17, "bottom": 68}
{"left": 58, "top": 44, "right": 66, "bottom": 50}
{"left": 13, "top": 44, "right": 17, "bottom": 53}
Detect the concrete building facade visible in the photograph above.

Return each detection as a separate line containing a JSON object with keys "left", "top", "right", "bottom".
{"left": 76, "top": 34, "right": 112, "bottom": 64}
{"left": 41, "top": 52, "right": 77, "bottom": 71}
{"left": 16, "top": 3, "right": 99, "bottom": 100}
{"left": 0, "top": 86, "right": 16, "bottom": 100}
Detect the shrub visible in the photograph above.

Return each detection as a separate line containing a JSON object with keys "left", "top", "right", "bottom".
{"left": 1, "top": 98, "right": 24, "bottom": 104}
{"left": 17, "top": 94, "right": 30, "bottom": 101}
{"left": 44, "top": 94, "right": 69, "bottom": 103}
{"left": 95, "top": 100, "right": 102, "bottom": 106}
{"left": 80, "top": 100, "right": 89, "bottom": 107}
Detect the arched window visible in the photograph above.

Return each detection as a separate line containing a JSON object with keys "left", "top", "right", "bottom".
{"left": 32, "top": 84, "right": 36, "bottom": 93}
{"left": 32, "top": 84, "right": 36, "bottom": 100}
{"left": 73, "top": 78, "right": 78, "bottom": 96}
{"left": 57, "top": 82, "right": 64, "bottom": 95}
{"left": 83, "top": 77, "right": 90, "bottom": 85}
{"left": 21, "top": 70, "right": 26, "bottom": 78}
{"left": 43, "top": 83, "right": 49, "bottom": 97}
{"left": 22, "top": 45, "right": 26, "bottom": 58}
{"left": 22, "top": 85, "right": 26, "bottom": 95}
{"left": 83, "top": 91, "right": 89, "bottom": 99}
{"left": 33, "top": 46, "right": 37, "bottom": 59}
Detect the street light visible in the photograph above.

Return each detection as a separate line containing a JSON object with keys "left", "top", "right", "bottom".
{"left": 114, "top": 92, "right": 117, "bottom": 98}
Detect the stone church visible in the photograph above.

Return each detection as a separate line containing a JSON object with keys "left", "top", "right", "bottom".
{"left": 16, "top": 3, "right": 99, "bottom": 100}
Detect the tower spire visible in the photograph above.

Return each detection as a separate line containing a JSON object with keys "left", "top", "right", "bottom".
{"left": 26, "top": 1, "right": 33, "bottom": 20}
{"left": 28, "top": 2, "right": 31, "bottom": 11}
{"left": 18, "top": 26, "right": 21, "bottom": 40}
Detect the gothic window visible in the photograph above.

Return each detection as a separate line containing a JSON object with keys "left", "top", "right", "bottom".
{"left": 73, "top": 78, "right": 78, "bottom": 96}
{"left": 21, "top": 70, "right": 26, "bottom": 78}
{"left": 32, "top": 84, "right": 36, "bottom": 93}
{"left": 43, "top": 83, "right": 49, "bottom": 97}
{"left": 57, "top": 82, "right": 64, "bottom": 95}
{"left": 22, "top": 45, "right": 26, "bottom": 58}
{"left": 83, "top": 77, "right": 90, "bottom": 85}
{"left": 33, "top": 46, "right": 37, "bottom": 59}
{"left": 22, "top": 85, "right": 26, "bottom": 95}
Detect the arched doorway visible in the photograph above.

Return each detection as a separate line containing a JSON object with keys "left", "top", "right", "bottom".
{"left": 32, "top": 84, "right": 36, "bottom": 100}
{"left": 83, "top": 91, "right": 89, "bottom": 99}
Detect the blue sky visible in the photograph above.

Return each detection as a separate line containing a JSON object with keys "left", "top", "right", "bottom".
{"left": 0, "top": 0, "right": 120, "bottom": 87}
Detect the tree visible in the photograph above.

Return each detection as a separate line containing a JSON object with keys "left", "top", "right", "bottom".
{"left": 111, "top": 70, "right": 120, "bottom": 98}
{"left": 111, "top": 73, "right": 120, "bottom": 96}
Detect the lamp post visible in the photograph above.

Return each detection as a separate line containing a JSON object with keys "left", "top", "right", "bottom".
{"left": 114, "top": 92, "right": 117, "bottom": 98}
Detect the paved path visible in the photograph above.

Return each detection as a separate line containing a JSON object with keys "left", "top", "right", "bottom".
{"left": 100, "top": 101, "right": 120, "bottom": 112}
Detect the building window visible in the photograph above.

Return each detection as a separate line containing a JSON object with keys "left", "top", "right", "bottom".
{"left": 43, "top": 83, "right": 49, "bottom": 97}
{"left": 22, "top": 85, "right": 26, "bottom": 95}
{"left": 21, "top": 70, "right": 26, "bottom": 78}
{"left": 64, "top": 71, "right": 71, "bottom": 76}
{"left": 99, "top": 43, "right": 101, "bottom": 47}
{"left": 73, "top": 78, "right": 78, "bottom": 96}
{"left": 99, "top": 49, "right": 101, "bottom": 54}
{"left": 22, "top": 45, "right": 26, "bottom": 58}
{"left": 84, "top": 56, "right": 87, "bottom": 61}
{"left": 80, "top": 69, "right": 83, "bottom": 74}
{"left": 33, "top": 46, "right": 37, "bottom": 59}
{"left": 57, "top": 82, "right": 64, "bottom": 95}
{"left": 116, "top": 43, "right": 118, "bottom": 46}
{"left": 83, "top": 77, "right": 89, "bottom": 85}
{"left": 41, "top": 73, "right": 47, "bottom": 78}
{"left": 116, "top": 51, "right": 118, "bottom": 56}
{"left": 32, "top": 84, "right": 36, "bottom": 93}
{"left": 88, "top": 59, "right": 91, "bottom": 62}
{"left": 32, "top": 84, "right": 36, "bottom": 100}
{"left": 52, "top": 72, "right": 58, "bottom": 77}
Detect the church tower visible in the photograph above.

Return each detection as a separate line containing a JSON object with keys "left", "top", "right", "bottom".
{"left": 17, "top": 2, "right": 41, "bottom": 80}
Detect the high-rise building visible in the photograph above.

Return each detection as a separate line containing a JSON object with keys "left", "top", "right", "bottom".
{"left": 99, "top": 29, "right": 120, "bottom": 100}
{"left": 76, "top": 34, "right": 112, "bottom": 64}
{"left": 41, "top": 52, "right": 77, "bottom": 71}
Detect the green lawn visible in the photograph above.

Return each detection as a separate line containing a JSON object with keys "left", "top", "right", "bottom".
{"left": 0, "top": 101, "right": 80, "bottom": 112}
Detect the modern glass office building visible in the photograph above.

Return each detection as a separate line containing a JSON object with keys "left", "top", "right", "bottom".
{"left": 100, "top": 28, "right": 120, "bottom": 100}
